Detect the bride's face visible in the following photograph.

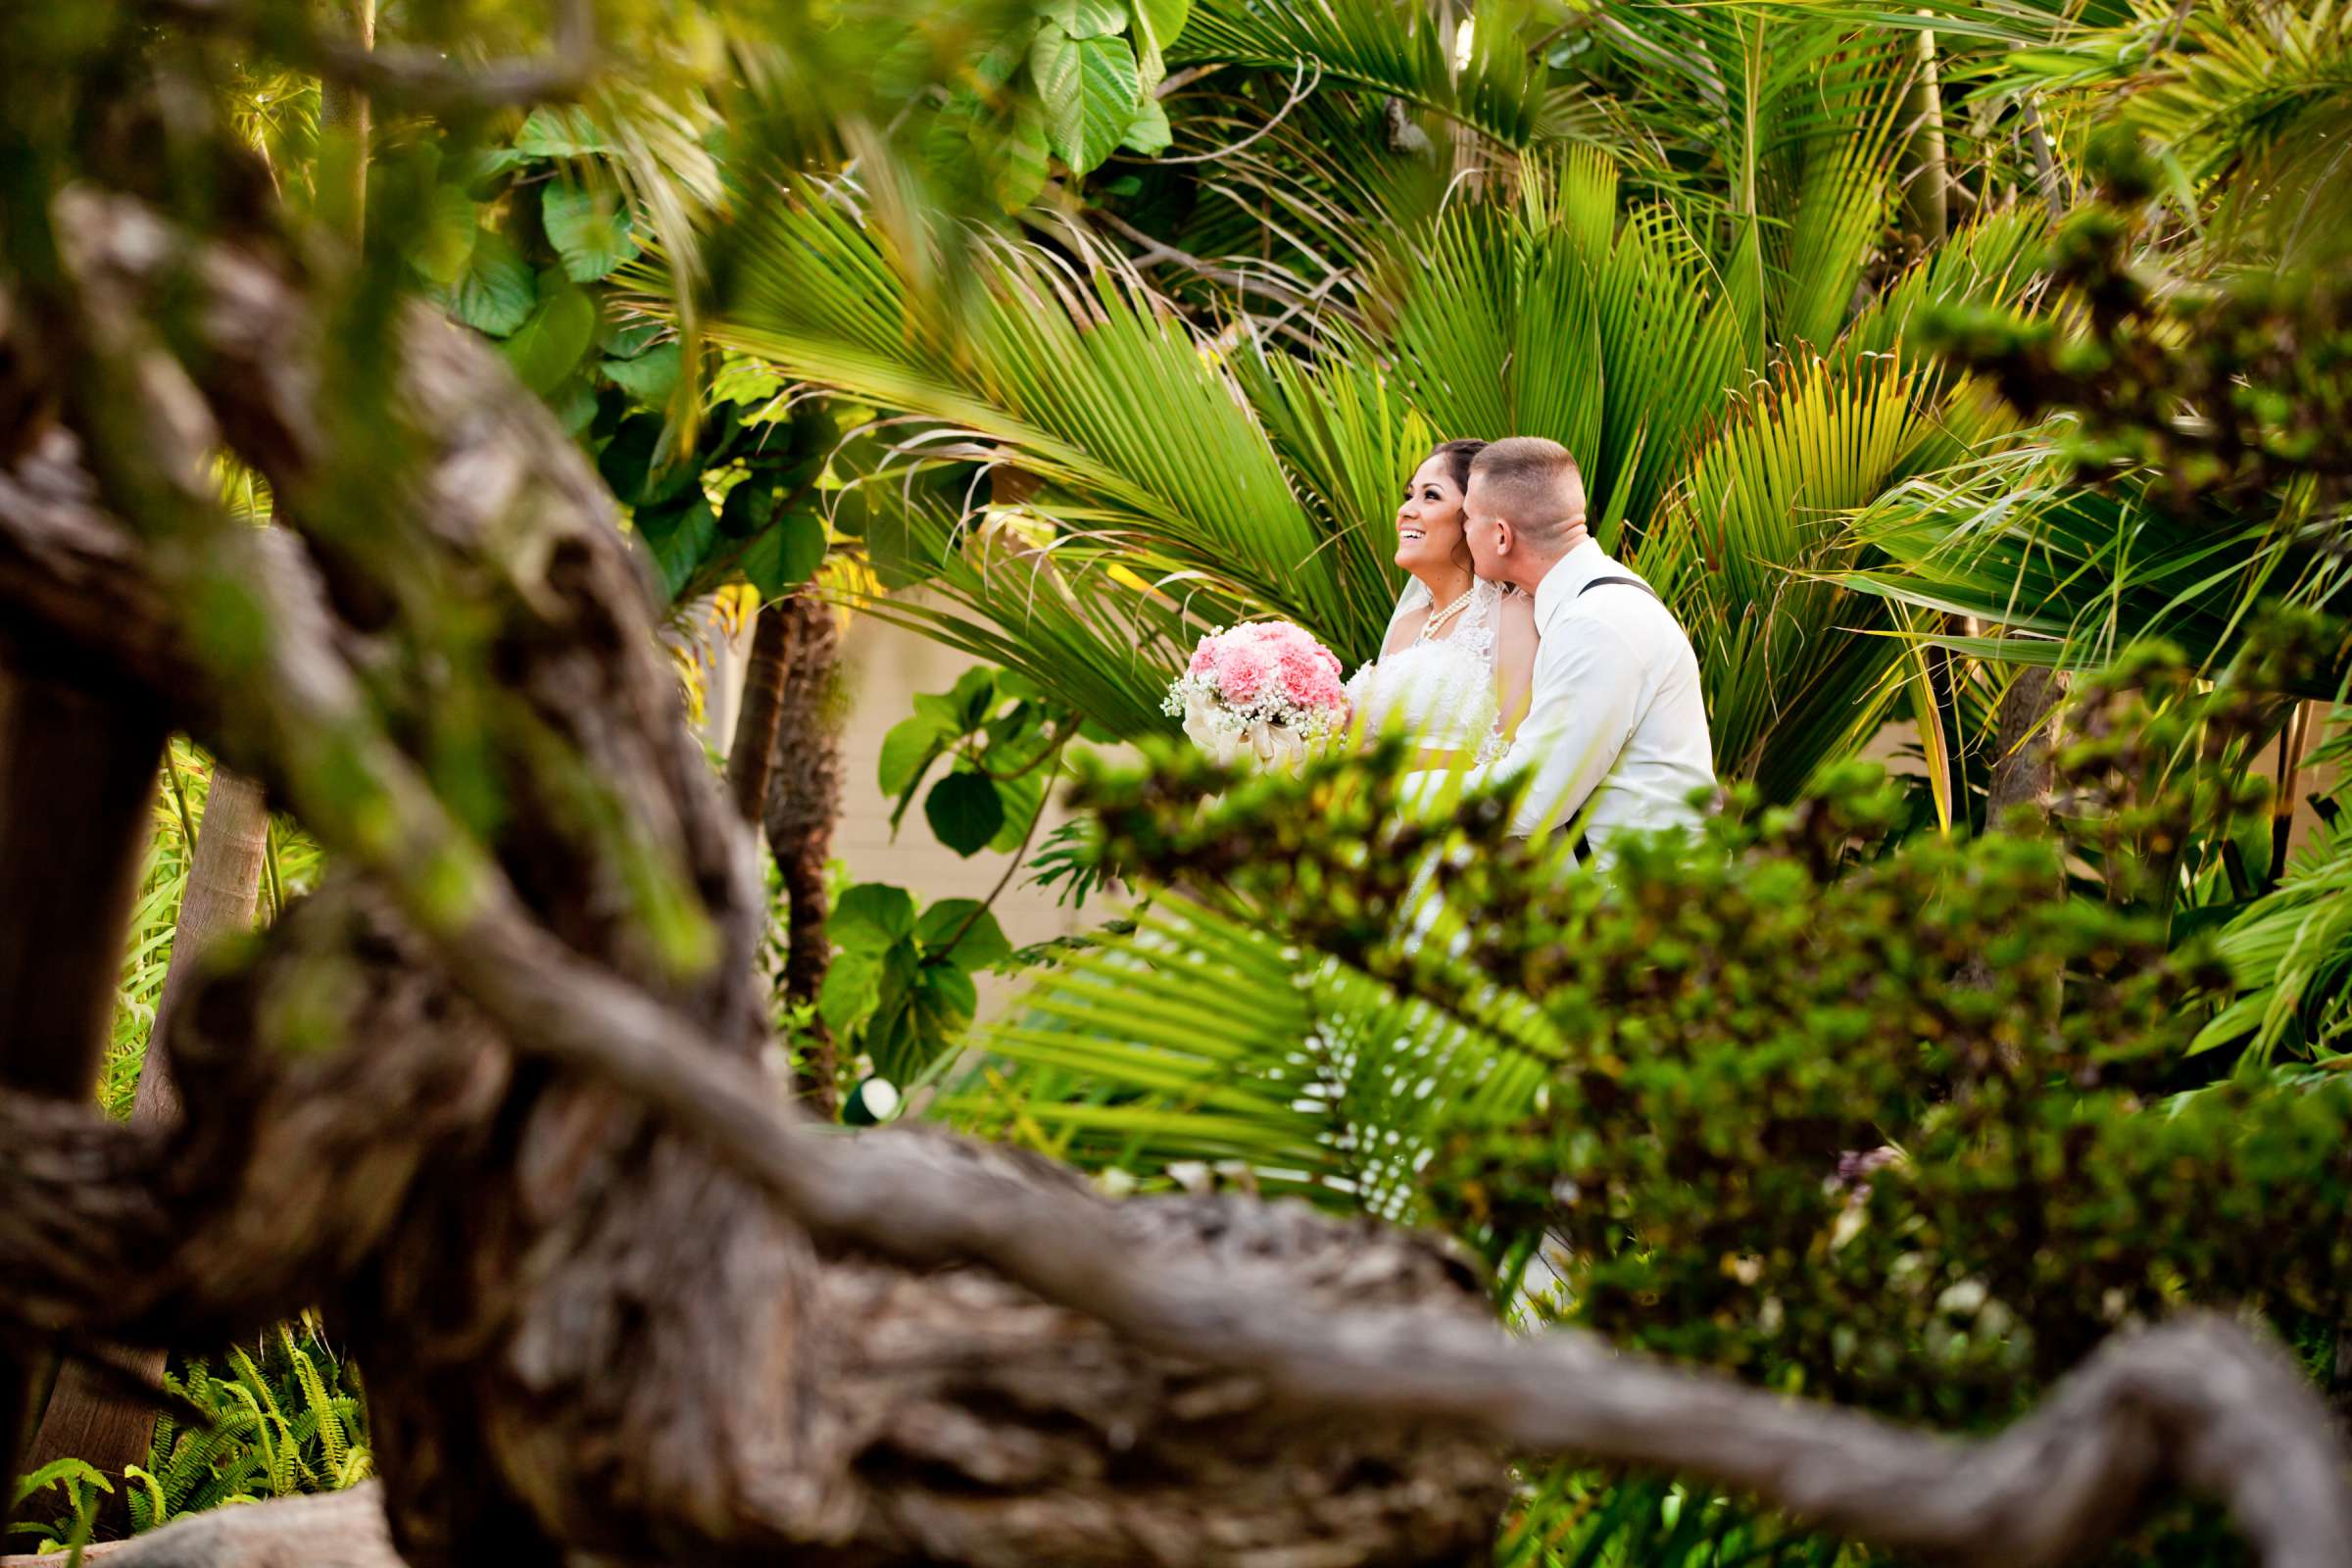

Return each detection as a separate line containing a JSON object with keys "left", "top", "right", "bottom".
{"left": 1395, "top": 456, "right": 1472, "bottom": 577}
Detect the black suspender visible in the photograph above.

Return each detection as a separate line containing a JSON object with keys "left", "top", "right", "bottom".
{"left": 1579, "top": 574, "right": 1658, "bottom": 601}
{"left": 1568, "top": 574, "right": 1657, "bottom": 865}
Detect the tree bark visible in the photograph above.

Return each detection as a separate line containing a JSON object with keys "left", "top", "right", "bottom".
{"left": 21, "top": 763, "right": 269, "bottom": 1503}
{"left": 724, "top": 600, "right": 788, "bottom": 828}
{"left": 0, "top": 673, "right": 165, "bottom": 1508}
{"left": 762, "top": 592, "right": 842, "bottom": 1116}
{"left": 1984, "top": 664, "right": 2064, "bottom": 828}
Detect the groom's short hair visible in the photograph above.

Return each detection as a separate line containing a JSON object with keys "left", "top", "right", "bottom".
{"left": 1469, "top": 438, "right": 1587, "bottom": 547}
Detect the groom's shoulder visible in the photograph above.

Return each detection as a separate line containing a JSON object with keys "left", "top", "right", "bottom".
{"left": 1551, "top": 573, "right": 1693, "bottom": 657}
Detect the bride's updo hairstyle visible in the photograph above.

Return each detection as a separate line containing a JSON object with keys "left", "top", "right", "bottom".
{"left": 1429, "top": 437, "right": 1489, "bottom": 495}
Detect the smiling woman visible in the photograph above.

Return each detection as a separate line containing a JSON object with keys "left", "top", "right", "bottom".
{"left": 1338, "top": 439, "right": 1538, "bottom": 774}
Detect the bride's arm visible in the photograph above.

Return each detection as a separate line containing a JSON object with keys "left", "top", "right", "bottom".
{"left": 1492, "top": 591, "right": 1539, "bottom": 739}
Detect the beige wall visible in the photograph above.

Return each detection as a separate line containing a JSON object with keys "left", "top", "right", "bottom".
{"left": 828, "top": 611, "right": 1096, "bottom": 959}
{"left": 697, "top": 597, "right": 1098, "bottom": 1016}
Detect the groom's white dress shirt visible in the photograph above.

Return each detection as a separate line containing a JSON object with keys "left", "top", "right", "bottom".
{"left": 1475, "top": 539, "right": 1716, "bottom": 850}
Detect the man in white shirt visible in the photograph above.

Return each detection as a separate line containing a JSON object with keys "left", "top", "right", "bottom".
{"left": 1461, "top": 436, "right": 1716, "bottom": 855}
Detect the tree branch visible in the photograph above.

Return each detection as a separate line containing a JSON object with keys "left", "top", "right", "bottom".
{"left": 159, "top": 0, "right": 599, "bottom": 113}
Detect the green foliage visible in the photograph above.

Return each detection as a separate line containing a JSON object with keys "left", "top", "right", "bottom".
{"left": 949, "top": 653, "right": 2352, "bottom": 1561}
{"left": 9, "top": 1459, "right": 111, "bottom": 1556}
{"left": 2198, "top": 716, "right": 2352, "bottom": 1064}
{"left": 129, "top": 1326, "right": 370, "bottom": 1534}
{"left": 10, "top": 1325, "right": 368, "bottom": 1553}
{"left": 716, "top": 148, "right": 2046, "bottom": 792}
{"left": 925, "top": 0, "right": 1195, "bottom": 205}
{"left": 877, "top": 665, "right": 1072, "bottom": 858}
{"left": 817, "top": 663, "right": 1075, "bottom": 1091}
{"left": 817, "top": 881, "right": 1014, "bottom": 1085}
{"left": 1928, "top": 168, "right": 2352, "bottom": 519}
{"left": 590, "top": 375, "right": 838, "bottom": 605}
{"left": 105, "top": 743, "right": 319, "bottom": 1120}
{"left": 1496, "top": 1469, "right": 1848, "bottom": 1568}
{"left": 394, "top": 105, "right": 838, "bottom": 609}
{"left": 1176, "top": 0, "right": 1544, "bottom": 146}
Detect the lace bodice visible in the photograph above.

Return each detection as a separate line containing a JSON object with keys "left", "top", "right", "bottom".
{"left": 1344, "top": 576, "right": 1507, "bottom": 762}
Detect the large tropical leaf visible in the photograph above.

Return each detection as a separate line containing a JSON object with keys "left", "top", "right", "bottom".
{"left": 936, "top": 895, "right": 1547, "bottom": 1223}
{"left": 1176, "top": 0, "right": 1549, "bottom": 147}
{"left": 1633, "top": 359, "right": 2014, "bottom": 800}
{"left": 712, "top": 190, "right": 1404, "bottom": 663}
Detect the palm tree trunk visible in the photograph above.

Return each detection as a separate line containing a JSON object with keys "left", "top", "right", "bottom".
{"left": 760, "top": 594, "right": 842, "bottom": 1117}
{"left": 21, "top": 766, "right": 269, "bottom": 1499}
{"left": 0, "top": 676, "right": 165, "bottom": 1514}
{"left": 1976, "top": 101, "right": 2071, "bottom": 844}
{"left": 1898, "top": 20, "right": 1949, "bottom": 258}
{"left": 725, "top": 601, "right": 789, "bottom": 828}
{"left": 315, "top": 0, "right": 376, "bottom": 236}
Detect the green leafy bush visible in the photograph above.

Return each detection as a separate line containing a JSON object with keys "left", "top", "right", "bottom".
{"left": 1026, "top": 659, "right": 2352, "bottom": 1564}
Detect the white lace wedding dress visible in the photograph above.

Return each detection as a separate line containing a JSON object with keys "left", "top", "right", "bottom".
{"left": 1344, "top": 575, "right": 1509, "bottom": 768}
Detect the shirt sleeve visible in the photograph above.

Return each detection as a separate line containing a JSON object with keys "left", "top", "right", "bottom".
{"left": 1465, "top": 615, "right": 1643, "bottom": 839}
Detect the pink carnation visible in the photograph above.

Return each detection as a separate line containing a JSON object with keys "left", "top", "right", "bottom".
{"left": 1277, "top": 646, "right": 1345, "bottom": 708}
{"left": 1212, "top": 640, "right": 1271, "bottom": 703}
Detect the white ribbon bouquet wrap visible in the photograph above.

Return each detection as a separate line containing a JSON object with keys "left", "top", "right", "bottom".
{"left": 1162, "top": 621, "right": 1349, "bottom": 771}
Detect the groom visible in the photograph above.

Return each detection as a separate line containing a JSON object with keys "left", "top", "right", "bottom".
{"left": 1462, "top": 437, "right": 1715, "bottom": 856}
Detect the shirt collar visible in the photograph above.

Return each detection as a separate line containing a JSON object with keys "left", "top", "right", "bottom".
{"left": 1532, "top": 536, "right": 1612, "bottom": 624}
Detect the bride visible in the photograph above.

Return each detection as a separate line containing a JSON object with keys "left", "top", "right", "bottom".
{"left": 1347, "top": 439, "right": 1538, "bottom": 775}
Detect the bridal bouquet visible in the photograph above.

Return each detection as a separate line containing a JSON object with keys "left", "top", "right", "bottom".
{"left": 1162, "top": 620, "right": 1348, "bottom": 768}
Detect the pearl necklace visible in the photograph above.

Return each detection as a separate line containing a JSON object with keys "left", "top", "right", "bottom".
{"left": 1420, "top": 583, "right": 1475, "bottom": 642}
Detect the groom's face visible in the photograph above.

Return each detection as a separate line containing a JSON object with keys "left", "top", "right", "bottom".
{"left": 1462, "top": 475, "right": 1510, "bottom": 580}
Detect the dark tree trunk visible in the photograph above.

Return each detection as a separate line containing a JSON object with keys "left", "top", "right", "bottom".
{"left": 1984, "top": 664, "right": 2063, "bottom": 829}
{"left": 0, "top": 674, "right": 164, "bottom": 1505}
{"left": 724, "top": 600, "right": 789, "bottom": 828}
{"left": 22, "top": 764, "right": 269, "bottom": 1510}
{"left": 762, "top": 592, "right": 842, "bottom": 1117}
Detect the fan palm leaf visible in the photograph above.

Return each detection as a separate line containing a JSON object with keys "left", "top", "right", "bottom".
{"left": 1842, "top": 438, "right": 2352, "bottom": 691}
{"left": 1633, "top": 357, "right": 2014, "bottom": 799}
{"left": 1175, "top": 0, "right": 1549, "bottom": 147}
{"left": 937, "top": 894, "right": 1547, "bottom": 1223}
{"left": 714, "top": 189, "right": 1400, "bottom": 658}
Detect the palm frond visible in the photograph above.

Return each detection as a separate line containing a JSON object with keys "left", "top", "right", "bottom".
{"left": 846, "top": 487, "right": 1200, "bottom": 737}
{"left": 1843, "top": 438, "right": 2352, "bottom": 688}
{"left": 1176, "top": 0, "right": 1548, "bottom": 146}
{"left": 714, "top": 189, "right": 1400, "bottom": 660}
{"left": 935, "top": 894, "right": 1545, "bottom": 1224}
{"left": 1633, "top": 357, "right": 2013, "bottom": 800}
{"left": 2196, "top": 793, "right": 2352, "bottom": 1065}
